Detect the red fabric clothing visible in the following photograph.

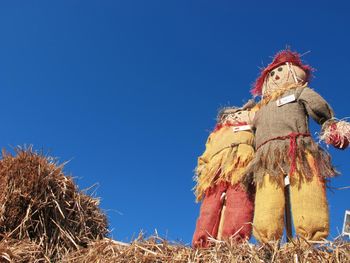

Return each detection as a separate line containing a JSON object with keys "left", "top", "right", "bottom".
{"left": 192, "top": 183, "right": 226, "bottom": 248}
{"left": 221, "top": 184, "right": 254, "bottom": 241}
{"left": 192, "top": 183, "right": 254, "bottom": 248}
{"left": 325, "top": 122, "right": 349, "bottom": 150}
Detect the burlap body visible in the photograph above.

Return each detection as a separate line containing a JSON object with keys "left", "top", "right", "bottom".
{"left": 251, "top": 85, "right": 333, "bottom": 242}
{"left": 194, "top": 127, "right": 254, "bottom": 201}
{"left": 248, "top": 85, "right": 337, "bottom": 186}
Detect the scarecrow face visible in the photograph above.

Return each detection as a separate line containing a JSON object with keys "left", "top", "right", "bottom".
{"left": 221, "top": 110, "right": 252, "bottom": 125}
{"left": 262, "top": 64, "right": 307, "bottom": 95}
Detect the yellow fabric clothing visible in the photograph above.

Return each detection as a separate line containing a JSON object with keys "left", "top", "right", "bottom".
{"left": 194, "top": 126, "right": 254, "bottom": 202}
{"left": 253, "top": 153, "right": 329, "bottom": 243}
{"left": 290, "top": 155, "right": 329, "bottom": 241}
{"left": 253, "top": 174, "right": 285, "bottom": 243}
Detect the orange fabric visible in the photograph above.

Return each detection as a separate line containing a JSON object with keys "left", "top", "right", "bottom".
{"left": 192, "top": 183, "right": 226, "bottom": 248}
{"left": 193, "top": 183, "right": 254, "bottom": 248}
{"left": 221, "top": 184, "right": 254, "bottom": 241}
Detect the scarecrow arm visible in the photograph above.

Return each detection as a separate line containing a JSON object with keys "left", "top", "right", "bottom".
{"left": 298, "top": 87, "right": 334, "bottom": 125}
{"left": 299, "top": 87, "right": 349, "bottom": 149}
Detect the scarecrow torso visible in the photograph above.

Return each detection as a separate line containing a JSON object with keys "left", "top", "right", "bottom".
{"left": 254, "top": 87, "right": 308, "bottom": 148}
{"left": 208, "top": 126, "right": 254, "bottom": 155}
{"left": 248, "top": 85, "right": 337, "bottom": 186}
{"left": 194, "top": 126, "right": 255, "bottom": 201}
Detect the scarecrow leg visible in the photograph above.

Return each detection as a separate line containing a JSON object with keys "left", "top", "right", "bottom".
{"left": 221, "top": 183, "right": 254, "bottom": 242}
{"left": 290, "top": 154, "right": 329, "bottom": 241}
{"left": 253, "top": 174, "right": 285, "bottom": 243}
{"left": 192, "top": 182, "right": 227, "bottom": 248}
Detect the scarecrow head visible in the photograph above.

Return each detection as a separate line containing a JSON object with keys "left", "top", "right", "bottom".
{"left": 217, "top": 100, "right": 256, "bottom": 125}
{"left": 251, "top": 49, "right": 313, "bottom": 97}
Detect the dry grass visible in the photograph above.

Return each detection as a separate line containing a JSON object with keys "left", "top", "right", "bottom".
{"left": 0, "top": 236, "right": 48, "bottom": 263}
{"left": 62, "top": 234, "right": 350, "bottom": 263}
{"left": 0, "top": 147, "right": 108, "bottom": 261}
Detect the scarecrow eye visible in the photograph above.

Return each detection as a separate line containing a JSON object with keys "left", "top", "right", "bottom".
{"left": 278, "top": 67, "right": 283, "bottom": 72}
{"left": 270, "top": 71, "right": 275, "bottom": 77}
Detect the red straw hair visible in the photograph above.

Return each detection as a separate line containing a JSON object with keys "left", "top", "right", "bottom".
{"left": 251, "top": 49, "right": 313, "bottom": 96}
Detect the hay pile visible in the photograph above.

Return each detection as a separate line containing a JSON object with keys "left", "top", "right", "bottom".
{"left": 0, "top": 148, "right": 108, "bottom": 261}
{"left": 62, "top": 235, "right": 350, "bottom": 263}
{"left": 1, "top": 148, "right": 349, "bottom": 262}
{"left": 0, "top": 236, "right": 47, "bottom": 263}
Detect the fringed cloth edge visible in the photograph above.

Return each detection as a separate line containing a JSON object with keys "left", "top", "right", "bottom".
{"left": 194, "top": 144, "right": 254, "bottom": 202}
{"left": 247, "top": 136, "right": 338, "bottom": 187}
{"left": 256, "top": 132, "right": 311, "bottom": 176}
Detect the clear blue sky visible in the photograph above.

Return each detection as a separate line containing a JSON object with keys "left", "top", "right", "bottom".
{"left": 0, "top": 1, "right": 349, "bottom": 244}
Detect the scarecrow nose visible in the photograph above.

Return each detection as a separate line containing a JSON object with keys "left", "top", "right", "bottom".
{"left": 275, "top": 75, "right": 280, "bottom": 80}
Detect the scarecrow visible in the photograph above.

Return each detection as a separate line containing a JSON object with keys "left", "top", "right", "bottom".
{"left": 192, "top": 100, "right": 256, "bottom": 248}
{"left": 249, "top": 49, "right": 350, "bottom": 243}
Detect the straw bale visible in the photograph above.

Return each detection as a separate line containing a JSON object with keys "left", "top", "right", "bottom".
{"left": 0, "top": 148, "right": 108, "bottom": 260}
{"left": 61, "top": 238, "right": 128, "bottom": 262}
{"left": 62, "top": 234, "right": 350, "bottom": 263}
{"left": 0, "top": 236, "right": 48, "bottom": 263}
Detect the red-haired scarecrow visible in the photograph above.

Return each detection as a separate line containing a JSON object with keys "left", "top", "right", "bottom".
{"left": 249, "top": 49, "right": 350, "bottom": 243}
{"left": 192, "top": 101, "right": 256, "bottom": 248}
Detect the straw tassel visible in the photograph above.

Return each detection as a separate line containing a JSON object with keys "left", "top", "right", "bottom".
{"left": 321, "top": 119, "right": 350, "bottom": 150}
{"left": 194, "top": 145, "right": 254, "bottom": 202}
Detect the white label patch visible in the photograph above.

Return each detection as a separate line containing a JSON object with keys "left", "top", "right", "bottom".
{"left": 284, "top": 175, "right": 290, "bottom": 186}
{"left": 232, "top": 125, "right": 252, "bottom": 132}
{"left": 220, "top": 192, "right": 226, "bottom": 201}
{"left": 276, "top": 94, "right": 296, "bottom": 107}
